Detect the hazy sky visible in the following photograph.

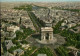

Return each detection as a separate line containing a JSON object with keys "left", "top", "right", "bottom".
{"left": 1, "top": 0, "right": 80, "bottom": 2}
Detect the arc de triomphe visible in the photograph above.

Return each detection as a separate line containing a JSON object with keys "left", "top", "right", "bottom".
{"left": 41, "top": 27, "right": 53, "bottom": 40}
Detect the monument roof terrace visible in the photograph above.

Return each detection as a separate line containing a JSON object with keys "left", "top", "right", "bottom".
{"left": 41, "top": 27, "right": 53, "bottom": 32}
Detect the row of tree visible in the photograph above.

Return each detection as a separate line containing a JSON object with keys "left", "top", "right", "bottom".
{"left": 55, "top": 46, "right": 69, "bottom": 56}
{"left": 60, "top": 29, "right": 80, "bottom": 49}
{"left": 53, "top": 20, "right": 64, "bottom": 34}
{"left": 32, "top": 47, "right": 54, "bottom": 56}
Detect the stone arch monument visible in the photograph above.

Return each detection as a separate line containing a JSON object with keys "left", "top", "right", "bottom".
{"left": 41, "top": 27, "right": 53, "bottom": 40}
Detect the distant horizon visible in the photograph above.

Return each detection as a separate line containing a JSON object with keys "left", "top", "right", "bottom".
{"left": 1, "top": 0, "right": 80, "bottom": 2}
